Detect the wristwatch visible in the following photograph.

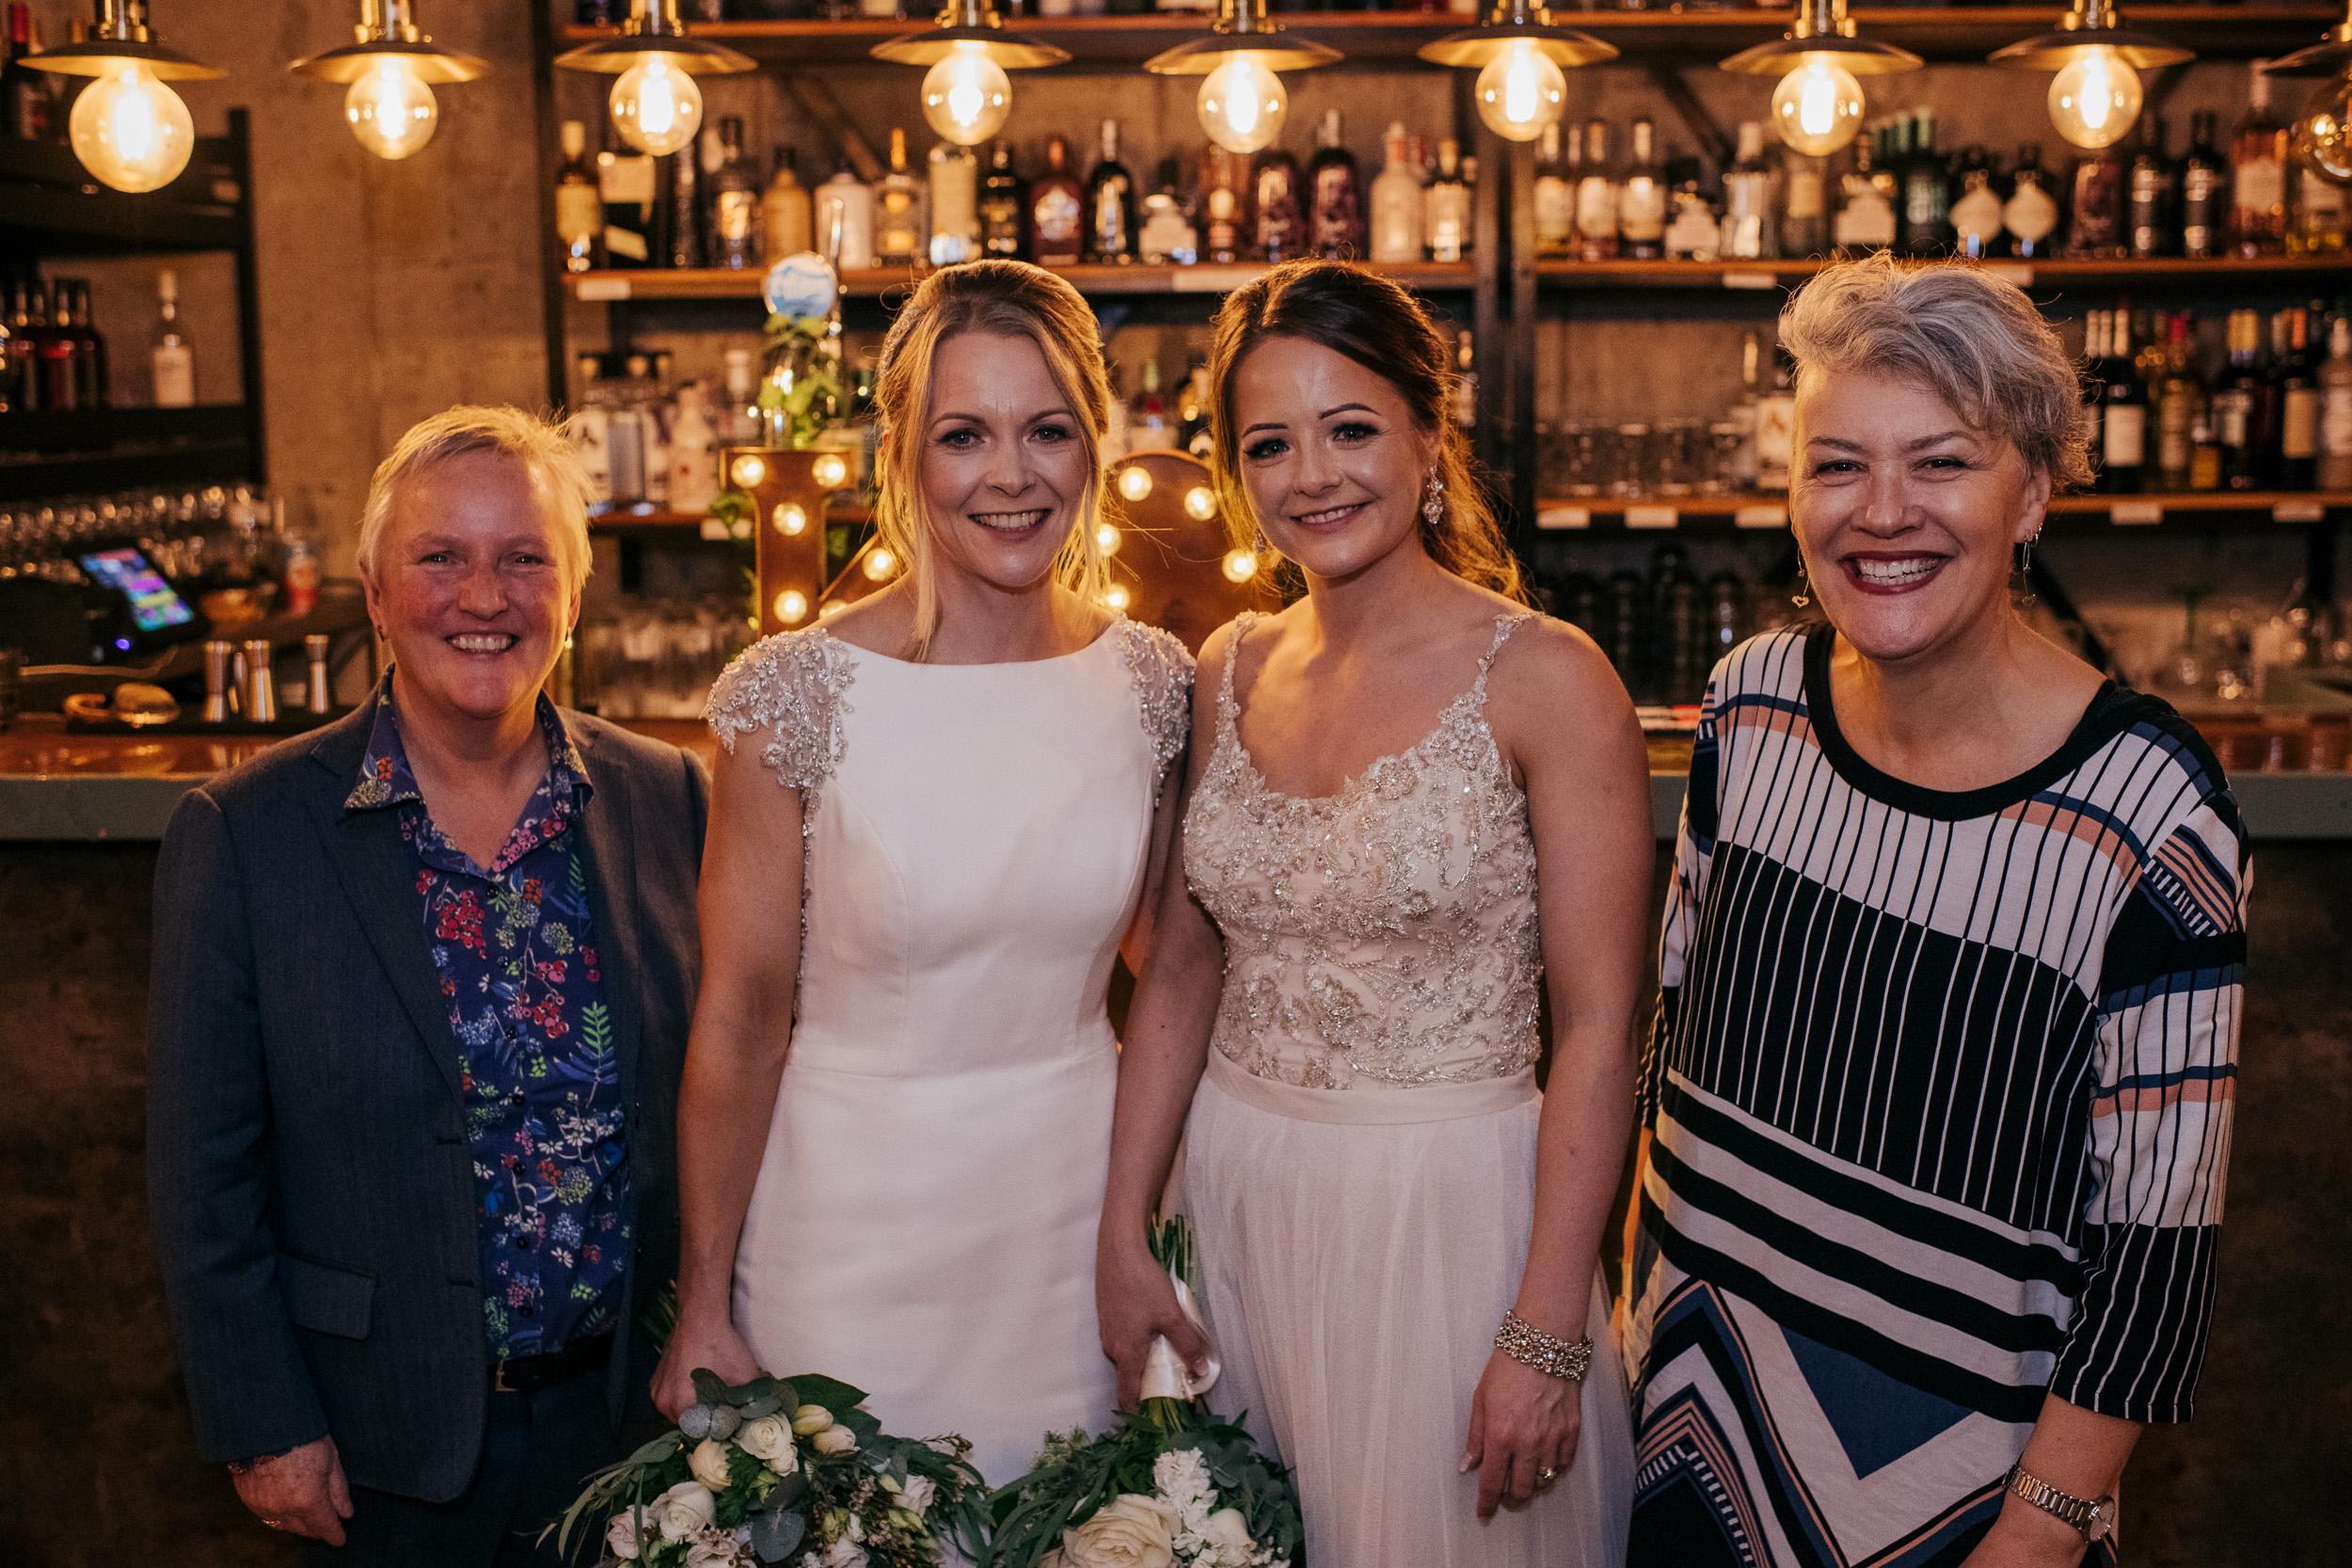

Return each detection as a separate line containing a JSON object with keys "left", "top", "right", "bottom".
{"left": 2005, "top": 1463, "right": 2117, "bottom": 1544}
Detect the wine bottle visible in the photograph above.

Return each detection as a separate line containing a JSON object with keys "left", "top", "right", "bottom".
{"left": 709, "top": 117, "right": 760, "bottom": 270}
{"left": 2098, "top": 308, "right": 2146, "bottom": 494}
{"left": 1031, "top": 135, "right": 1086, "bottom": 266}
{"left": 2215, "top": 309, "right": 2275, "bottom": 490}
{"left": 1085, "top": 119, "right": 1138, "bottom": 263}
{"left": 1574, "top": 120, "right": 1618, "bottom": 261}
{"left": 2126, "top": 114, "right": 2174, "bottom": 260}
{"left": 1899, "top": 107, "right": 1951, "bottom": 256}
{"left": 2179, "top": 112, "right": 2224, "bottom": 261}
{"left": 2082, "top": 309, "right": 2110, "bottom": 488}
{"left": 2319, "top": 316, "right": 2352, "bottom": 489}
{"left": 2277, "top": 308, "right": 2320, "bottom": 488}
{"left": 1534, "top": 120, "right": 1574, "bottom": 258}
{"left": 2154, "top": 313, "right": 2200, "bottom": 492}
{"left": 1620, "top": 118, "right": 1668, "bottom": 261}
{"left": 1307, "top": 109, "right": 1365, "bottom": 260}
{"left": 69, "top": 280, "right": 105, "bottom": 409}
{"left": 2067, "top": 143, "right": 2124, "bottom": 259}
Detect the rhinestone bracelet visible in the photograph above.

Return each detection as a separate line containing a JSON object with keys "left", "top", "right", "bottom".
{"left": 1494, "top": 1308, "right": 1594, "bottom": 1382}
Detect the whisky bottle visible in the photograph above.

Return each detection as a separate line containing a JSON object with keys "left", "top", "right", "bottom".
{"left": 1307, "top": 109, "right": 1365, "bottom": 260}
{"left": 1253, "top": 139, "right": 1304, "bottom": 261}
{"left": 1620, "top": 118, "right": 1668, "bottom": 260}
{"left": 979, "top": 141, "right": 1028, "bottom": 260}
{"left": 597, "top": 128, "right": 657, "bottom": 267}
{"left": 556, "top": 120, "right": 604, "bottom": 273}
{"left": 2125, "top": 114, "right": 2174, "bottom": 259}
{"left": 876, "top": 128, "right": 930, "bottom": 267}
{"left": 1202, "top": 144, "right": 1251, "bottom": 265}
{"left": 1534, "top": 120, "right": 1574, "bottom": 258}
{"left": 1031, "top": 135, "right": 1086, "bottom": 266}
{"left": 2179, "top": 112, "right": 2224, "bottom": 260}
{"left": 2230, "top": 64, "right": 2289, "bottom": 258}
{"left": 1574, "top": 120, "right": 1617, "bottom": 261}
{"left": 1085, "top": 119, "right": 1138, "bottom": 263}
{"left": 709, "top": 116, "right": 761, "bottom": 270}
{"left": 1424, "top": 138, "right": 1470, "bottom": 263}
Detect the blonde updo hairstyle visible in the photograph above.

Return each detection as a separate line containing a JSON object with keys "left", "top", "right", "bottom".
{"left": 1204, "top": 260, "right": 1527, "bottom": 603}
{"left": 869, "top": 260, "right": 1115, "bottom": 660}
{"left": 1778, "top": 253, "right": 2095, "bottom": 493}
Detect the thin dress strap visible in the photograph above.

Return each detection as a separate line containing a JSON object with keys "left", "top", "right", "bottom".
{"left": 1470, "top": 610, "right": 1538, "bottom": 703}
{"left": 1216, "top": 610, "right": 1262, "bottom": 744}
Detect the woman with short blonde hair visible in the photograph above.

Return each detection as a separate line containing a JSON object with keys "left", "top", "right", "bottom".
{"left": 1622, "top": 255, "right": 2242, "bottom": 1568}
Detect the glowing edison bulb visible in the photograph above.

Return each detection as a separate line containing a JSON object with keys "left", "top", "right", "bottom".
{"left": 922, "top": 43, "right": 1011, "bottom": 147}
{"left": 69, "top": 61, "right": 195, "bottom": 193}
{"left": 2294, "top": 75, "right": 2352, "bottom": 184}
{"left": 611, "top": 54, "right": 703, "bottom": 156}
{"left": 1473, "top": 40, "right": 1566, "bottom": 144}
{"left": 345, "top": 56, "right": 439, "bottom": 161}
{"left": 2047, "top": 46, "right": 2141, "bottom": 150}
{"left": 1769, "top": 55, "right": 1865, "bottom": 157}
{"left": 1199, "top": 55, "right": 1287, "bottom": 156}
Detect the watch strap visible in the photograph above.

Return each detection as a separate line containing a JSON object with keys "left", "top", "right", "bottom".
{"left": 2005, "top": 1463, "right": 2115, "bottom": 1544}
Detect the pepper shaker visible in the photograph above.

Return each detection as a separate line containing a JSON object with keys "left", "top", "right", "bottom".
{"left": 305, "top": 634, "right": 333, "bottom": 714}
{"left": 243, "top": 640, "right": 277, "bottom": 724}
{"left": 202, "top": 640, "right": 234, "bottom": 722}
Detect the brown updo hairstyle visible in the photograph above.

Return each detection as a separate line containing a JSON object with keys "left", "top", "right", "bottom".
{"left": 870, "top": 260, "right": 1115, "bottom": 660}
{"left": 1205, "top": 260, "right": 1527, "bottom": 603}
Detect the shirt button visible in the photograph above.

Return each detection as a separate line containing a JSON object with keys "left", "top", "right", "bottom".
{"left": 516, "top": 1236, "right": 533, "bottom": 1251}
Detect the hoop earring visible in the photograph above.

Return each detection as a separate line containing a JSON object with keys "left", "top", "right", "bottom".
{"left": 1791, "top": 557, "right": 1810, "bottom": 609}
{"left": 1422, "top": 466, "right": 1445, "bottom": 529}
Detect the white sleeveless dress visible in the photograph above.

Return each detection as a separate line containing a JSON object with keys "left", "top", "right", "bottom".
{"left": 704, "top": 618, "right": 1193, "bottom": 1496}
{"left": 1178, "top": 610, "right": 1635, "bottom": 1568}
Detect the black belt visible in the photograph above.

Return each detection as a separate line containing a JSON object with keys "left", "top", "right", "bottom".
{"left": 490, "top": 1332, "right": 613, "bottom": 1395}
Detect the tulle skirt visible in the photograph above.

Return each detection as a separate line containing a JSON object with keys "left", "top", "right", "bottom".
{"left": 1180, "top": 1051, "right": 1635, "bottom": 1568}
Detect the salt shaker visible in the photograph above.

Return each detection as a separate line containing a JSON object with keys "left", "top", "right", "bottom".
{"left": 305, "top": 634, "right": 332, "bottom": 714}
{"left": 202, "top": 640, "right": 234, "bottom": 723}
{"left": 243, "top": 640, "right": 278, "bottom": 724}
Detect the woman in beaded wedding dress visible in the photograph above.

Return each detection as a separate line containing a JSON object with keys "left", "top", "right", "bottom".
{"left": 1097, "top": 261, "right": 1646, "bottom": 1567}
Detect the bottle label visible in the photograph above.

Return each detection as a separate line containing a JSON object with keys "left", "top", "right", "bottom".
{"left": 152, "top": 345, "right": 195, "bottom": 408}
{"left": 2284, "top": 387, "right": 2321, "bottom": 457}
{"left": 599, "top": 154, "right": 656, "bottom": 207}
{"left": 1756, "top": 395, "right": 1796, "bottom": 488}
{"left": 1782, "top": 168, "right": 1824, "bottom": 221}
{"left": 1621, "top": 176, "right": 1666, "bottom": 240}
{"left": 2004, "top": 182, "right": 2058, "bottom": 244}
{"left": 2235, "top": 159, "right": 2285, "bottom": 219}
{"left": 2104, "top": 404, "right": 2145, "bottom": 467}
{"left": 1576, "top": 177, "right": 1618, "bottom": 239}
{"left": 1035, "top": 185, "right": 1081, "bottom": 252}
{"left": 1951, "top": 185, "right": 2004, "bottom": 245}
{"left": 2182, "top": 166, "right": 2220, "bottom": 253}
{"left": 2324, "top": 387, "right": 2352, "bottom": 456}
{"left": 2217, "top": 388, "right": 2250, "bottom": 448}
{"left": 1836, "top": 188, "right": 1897, "bottom": 249}
{"left": 556, "top": 185, "right": 603, "bottom": 245}
{"left": 716, "top": 190, "right": 757, "bottom": 244}
{"left": 1534, "top": 176, "right": 1574, "bottom": 247}
{"left": 1428, "top": 188, "right": 1469, "bottom": 262}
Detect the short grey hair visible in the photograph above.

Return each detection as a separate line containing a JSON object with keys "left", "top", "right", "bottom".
{"left": 1779, "top": 255, "right": 2094, "bottom": 492}
{"left": 357, "top": 405, "right": 596, "bottom": 595}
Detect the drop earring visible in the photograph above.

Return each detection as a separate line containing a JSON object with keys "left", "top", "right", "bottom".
{"left": 2019, "top": 531, "right": 2041, "bottom": 605}
{"left": 1422, "top": 467, "right": 1445, "bottom": 529}
{"left": 1791, "top": 557, "right": 1811, "bottom": 609}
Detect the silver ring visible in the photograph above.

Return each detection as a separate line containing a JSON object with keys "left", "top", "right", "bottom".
{"left": 1536, "top": 1467, "right": 1558, "bottom": 1485}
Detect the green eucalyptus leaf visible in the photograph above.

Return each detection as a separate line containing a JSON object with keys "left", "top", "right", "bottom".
{"left": 748, "top": 1506, "right": 805, "bottom": 1562}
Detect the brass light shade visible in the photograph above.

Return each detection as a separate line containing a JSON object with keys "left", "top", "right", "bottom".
{"left": 1987, "top": 0, "right": 2191, "bottom": 72}
{"left": 555, "top": 0, "right": 755, "bottom": 75}
{"left": 291, "top": 0, "right": 485, "bottom": 84}
{"left": 1144, "top": 0, "right": 1342, "bottom": 76}
{"left": 872, "top": 0, "right": 1070, "bottom": 71}
{"left": 22, "top": 0, "right": 224, "bottom": 80}
{"left": 1719, "top": 0, "right": 1920, "bottom": 77}
{"left": 1418, "top": 0, "right": 1617, "bottom": 71}
{"left": 2263, "top": 0, "right": 2352, "bottom": 77}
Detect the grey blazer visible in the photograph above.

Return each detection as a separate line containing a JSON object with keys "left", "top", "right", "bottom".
{"left": 147, "top": 702, "right": 707, "bottom": 1502}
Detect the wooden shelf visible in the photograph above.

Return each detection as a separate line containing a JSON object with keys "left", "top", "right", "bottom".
{"left": 1533, "top": 491, "right": 2352, "bottom": 530}
{"left": 557, "top": 7, "right": 2341, "bottom": 69}
{"left": 569, "top": 260, "right": 1475, "bottom": 303}
{"left": 1537, "top": 254, "right": 2352, "bottom": 292}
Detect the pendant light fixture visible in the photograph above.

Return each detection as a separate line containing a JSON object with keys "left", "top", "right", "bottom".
{"left": 2259, "top": 7, "right": 2352, "bottom": 183}
{"left": 22, "top": 0, "right": 223, "bottom": 194}
{"left": 1144, "top": 0, "right": 1342, "bottom": 158}
{"left": 1417, "top": 0, "right": 1616, "bottom": 145}
{"left": 871, "top": 0, "right": 1070, "bottom": 149}
{"left": 555, "top": 0, "right": 755, "bottom": 158}
{"left": 290, "top": 1, "right": 486, "bottom": 162}
{"left": 1988, "top": 0, "right": 2191, "bottom": 151}
{"left": 1718, "top": 0, "right": 1919, "bottom": 158}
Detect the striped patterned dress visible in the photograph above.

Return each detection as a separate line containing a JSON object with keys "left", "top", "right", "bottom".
{"left": 1623, "top": 626, "right": 2245, "bottom": 1568}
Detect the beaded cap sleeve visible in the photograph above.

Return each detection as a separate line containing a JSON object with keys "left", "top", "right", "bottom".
{"left": 704, "top": 627, "right": 857, "bottom": 799}
{"left": 1108, "top": 618, "right": 1196, "bottom": 788}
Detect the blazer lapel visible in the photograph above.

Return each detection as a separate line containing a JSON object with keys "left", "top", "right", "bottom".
{"left": 304, "top": 709, "right": 467, "bottom": 1098}
{"left": 571, "top": 723, "right": 646, "bottom": 1127}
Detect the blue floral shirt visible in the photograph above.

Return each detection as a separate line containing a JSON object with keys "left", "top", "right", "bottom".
{"left": 346, "top": 679, "right": 629, "bottom": 1360}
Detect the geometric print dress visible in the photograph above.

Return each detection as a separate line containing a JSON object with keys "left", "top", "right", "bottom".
{"left": 1623, "top": 626, "right": 2245, "bottom": 1568}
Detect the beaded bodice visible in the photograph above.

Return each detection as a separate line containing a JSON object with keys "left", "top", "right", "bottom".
{"left": 1183, "top": 611, "right": 1543, "bottom": 1089}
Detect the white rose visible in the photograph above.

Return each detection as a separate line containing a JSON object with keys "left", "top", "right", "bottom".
{"left": 1201, "top": 1509, "right": 1254, "bottom": 1555}
{"left": 898, "top": 1474, "right": 936, "bottom": 1517}
{"left": 690, "top": 1437, "right": 736, "bottom": 1491}
{"left": 738, "top": 1415, "right": 797, "bottom": 1469}
{"left": 790, "top": 1404, "right": 835, "bottom": 1435}
{"left": 1061, "top": 1494, "right": 1179, "bottom": 1568}
{"left": 686, "top": 1526, "right": 746, "bottom": 1567}
{"left": 652, "top": 1480, "right": 718, "bottom": 1542}
{"left": 606, "top": 1508, "right": 646, "bottom": 1560}
{"left": 811, "top": 1424, "right": 858, "bottom": 1455}
{"left": 820, "top": 1540, "right": 870, "bottom": 1568}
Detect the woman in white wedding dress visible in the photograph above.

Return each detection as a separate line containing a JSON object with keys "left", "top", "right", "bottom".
{"left": 655, "top": 261, "right": 1192, "bottom": 1500}
{"left": 1097, "top": 261, "right": 1645, "bottom": 1566}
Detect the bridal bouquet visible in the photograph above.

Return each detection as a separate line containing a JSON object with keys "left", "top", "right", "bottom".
{"left": 548, "top": 1370, "right": 990, "bottom": 1568}
{"left": 982, "top": 1221, "right": 1303, "bottom": 1568}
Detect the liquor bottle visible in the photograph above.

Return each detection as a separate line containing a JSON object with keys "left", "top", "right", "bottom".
{"left": 2126, "top": 114, "right": 2174, "bottom": 259}
{"left": 979, "top": 141, "right": 1028, "bottom": 260}
{"left": 2230, "top": 64, "right": 2289, "bottom": 258}
{"left": 151, "top": 270, "right": 195, "bottom": 408}
{"left": 1031, "top": 135, "right": 1086, "bottom": 265}
{"left": 1253, "top": 138, "right": 1304, "bottom": 261}
{"left": 1422, "top": 138, "right": 1470, "bottom": 262}
{"left": 2097, "top": 308, "right": 2146, "bottom": 494}
{"left": 1949, "top": 147, "right": 2005, "bottom": 260}
{"left": 1200, "top": 144, "right": 1249, "bottom": 264}
{"left": 2155, "top": 314, "right": 2201, "bottom": 491}
{"left": 1180, "top": 362, "right": 1213, "bottom": 456}
{"left": 708, "top": 117, "right": 760, "bottom": 270}
{"left": 1619, "top": 119, "right": 1668, "bottom": 261}
{"left": 1779, "top": 145, "right": 1828, "bottom": 261}
{"left": 662, "top": 143, "right": 703, "bottom": 268}
{"left": 36, "top": 281, "right": 75, "bottom": 411}
{"left": 1371, "top": 122, "right": 1424, "bottom": 264}
{"left": 1138, "top": 162, "right": 1198, "bottom": 263}
{"left": 815, "top": 158, "right": 876, "bottom": 270}
{"left": 1454, "top": 330, "right": 1477, "bottom": 429}
{"left": 2291, "top": 163, "right": 2347, "bottom": 255}
{"left": 1834, "top": 133, "right": 1897, "bottom": 255}
{"left": 598, "top": 129, "right": 658, "bottom": 267}
{"left": 2216, "top": 309, "right": 2275, "bottom": 489}
{"left": 5, "top": 3, "right": 54, "bottom": 142}
{"left": 2179, "top": 112, "right": 2225, "bottom": 261}
{"left": 556, "top": 120, "right": 604, "bottom": 273}
{"left": 668, "top": 383, "right": 721, "bottom": 515}
{"left": 2003, "top": 145, "right": 2061, "bottom": 259}
{"left": 1755, "top": 341, "right": 1797, "bottom": 490}
{"left": 1664, "top": 158, "right": 1722, "bottom": 260}
{"left": 1721, "top": 121, "right": 1776, "bottom": 261}
{"left": 875, "top": 129, "right": 929, "bottom": 267}
{"left": 2320, "top": 316, "right": 2352, "bottom": 489}
{"left": 1899, "top": 108, "right": 1950, "bottom": 255}
{"left": 1575, "top": 120, "right": 1618, "bottom": 261}
{"left": 1533, "top": 121, "right": 1574, "bottom": 258}
{"left": 5, "top": 280, "right": 35, "bottom": 410}
{"left": 1728, "top": 330, "right": 1762, "bottom": 489}
{"left": 2067, "top": 142, "right": 2124, "bottom": 259}
{"left": 1085, "top": 119, "right": 1139, "bottom": 263}
{"left": 929, "top": 137, "right": 979, "bottom": 266}
{"left": 1130, "top": 359, "right": 1177, "bottom": 451}
{"left": 1306, "top": 111, "right": 1365, "bottom": 260}
{"left": 2082, "top": 309, "right": 2110, "bottom": 487}
{"left": 2276, "top": 308, "right": 2320, "bottom": 488}
{"left": 761, "top": 146, "right": 813, "bottom": 262}
{"left": 68, "top": 280, "right": 104, "bottom": 408}
{"left": 720, "top": 347, "right": 761, "bottom": 447}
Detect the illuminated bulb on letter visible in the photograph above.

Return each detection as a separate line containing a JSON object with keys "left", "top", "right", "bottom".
{"left": 811, "top": 451, "right": 850, "bottom": 490}
{"left": 1769, "top": 55, "right": 1864, "bottom": 158}
{"left": 863, "top": 546, "right": 898, "bottom": 580}
{"left": 774, "top": 589, "right": 810, "bottom": 624}
{"left": 922, "top": 42, "right": 1011, "bottom": 147}
{"left": 1198, "top": 55, "right": 1287, "bottom": 157}
{"left": 611, "top": 54, "right": 703, "bottom": 157}
{"left": 773, "top": 502, "right": 809, "bottom": 536}
{"left": 1184, "top": 486, "right": 1218, "bottom": 521}
{"left": 731, "top": 454, "right": 768, "bottom": 488}
{"left": 2046, "top": 46, "right": 2140, "bottom": 150}
{"left": 346, "top": 55, "right": 439, "bottom": 161}
{"left": 1473, "top": 40, "right": 1566, "bottom": 144}
{"left": 69, "top": 60, "right": 195, "bottom": 193}
{"left": 1221, "top": 548, "right": 1259, "bottom": 583}
{"left": 1096, "top": 522, "right": 1121, "bottom": 554}
{"left": 1118, "top": 466, "right": 1154, "bottom": 501}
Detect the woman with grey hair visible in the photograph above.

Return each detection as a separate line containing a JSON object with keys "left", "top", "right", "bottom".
{"left": 1621, "top": 257, "right": 2244, "bottom": 1568}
